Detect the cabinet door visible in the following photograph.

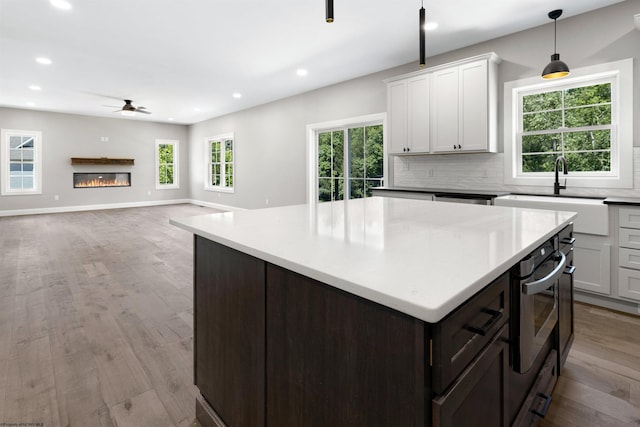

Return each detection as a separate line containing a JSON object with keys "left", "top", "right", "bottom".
{"left": 387, "top": 79, "right": 408, "bottom": 154}
{"left": 407, "top": 74, "right": 430, "bottom": 153}
{"left": 618, "top": 267, "right": 640, "bottom": 301}
{"left": 573, "top": 236, "right": 611, "bottom": 295}
{"left": 266, "top": 263, "right": 427, "bottom": 427}
{"left": 433, "top": 325, "right": 509, "bottom": 427}
{"left": 431, "top": 67, "right": 459, "bottom": 153}
{"left": 194, "top": 236, "right": 265, "bottom": 427}
{"left": 458, "top": 60, "right": 488, "bottom": 152}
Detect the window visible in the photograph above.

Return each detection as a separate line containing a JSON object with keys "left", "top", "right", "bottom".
{"left": 204, "top": 133, "right": 234, "bottom": 192}
{"left": 308, "top": 114, "right": 386, "bottom": 203}
{"left": 504, "top": 58, "right": 633, "bottom": 189}
{"left": 1, "top": 129, "right": 42, "bottom": 195}
{"left": 155, "top": 139, "right": 179, "bottom": 189}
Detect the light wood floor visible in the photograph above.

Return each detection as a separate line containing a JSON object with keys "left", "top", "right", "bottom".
{"left": 1, "top": 205, "right": 639, "bottom": 426}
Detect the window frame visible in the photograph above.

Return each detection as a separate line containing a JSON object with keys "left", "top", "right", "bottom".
{"left": 204, "top": 132, "right": 235, "bottom": 193}
{"left": 1, "top": 128, "right": 43, "bottom": 196}
{"left": 155, "top": 139, "right": 179, "bottom": 190}
{"left": 504, "top": 58, "right": 633, "bottom": 189}
{"left": 307, "top": 113, "right": 387, "bottom": 204}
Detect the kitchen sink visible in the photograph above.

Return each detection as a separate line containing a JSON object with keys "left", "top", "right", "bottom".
{"left": 494, "top": 194, "right": 608, "bottom": 235}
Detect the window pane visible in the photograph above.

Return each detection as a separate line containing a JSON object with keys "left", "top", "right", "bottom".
{"left": 159, "top": 144, "right": 173, "bottom": 164}
{"left": 318, "top": 178, "right": 332, "bottom": 202}
{"left": 225, "top": 140, "right": 233, "bottom": 161}
{"left": 9, "top": 136, "right": 22, "bottom": 148}
{"left": 523, "top": 110, "right": 562, "bottom": 132}
{"left": 225, "top": 165, "right": 233, "bottom": 187}
{"left": 522, "top": 134, "right": 560, "bottom": 153}
{"left": 10, "top": 176, "right": 22, "bottom": 190}
{"left": 212, "top": 173, "right": 221, "bottom": 186}
{"left": 22, "top": 149, "right": 34, "bottom": 161}
{"left": 365, "top": 124, "right": 384, "bottom": 179}
{"left": 332, "top": 131, "right": 344, "bottom": 178}
{"left": 348, "top": 127, "right": 364, "bottom": 179}
{"left": 565, "top": 105, "right": 611, "bottom": 127}
{"left": 22, "top": 175, "right": 34, "bottom": 189}
{"left": 522, "top": 153, "right": 558, "bottom": 173}
{"left": 22, "top": 138, "right": 34, "bottom": 148}
{"left": 22, "top": 163, "right": 34, "bottom": 172}
{"left": 564, "top": 83, "right": 611, "bottom": 107}
{"left": 10, "top": 149, "right": 22, "bottom": 161}
{"left": 523, "top": 91, "right": 562, "bottom": 113}
{"left": 9, "top": 163, "right": 22, "bottom": 172}
{"left": 211, "top": 141, "right": 220, "bottom": 162}
{"left": 564, "top": 130, "right": 610, "bottom": 151}
{"left": 565, "top": 151, "right": 611, "bottom": 172}
{"left": 349, "top": 179, "right": 364, "bottom": 199}
{"left": 333, "top": 178, "right": 344, "bottom": 201}
{"left": 318, "top": 132, "right": 332, "bottom": 178}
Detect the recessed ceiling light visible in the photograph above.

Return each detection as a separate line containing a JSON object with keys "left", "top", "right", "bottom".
{"left": 232, "top": 93, "right": 242, "bottom": 99}
{"left": 26, "top": 102, "right": 36, "bottom": 107}
{"left": 424, "top": 21, "right": 438, "bottom": 31}
{"left": 28, "top": 85, "right": 42, "bottom": 91}
{"left": 168, "top": 117, "right": 175, "bottom": 121}
{"left": 35, "top": 57, "right": 52, "bottom": 65}
{"left": 194, "top": 107, "right": 201, "bottom": 112}
{"left": 50, "top": 0, "right": 72, "bottom": 10}
{"left": 296, "top": 69, "right": 308, "bottom": 77}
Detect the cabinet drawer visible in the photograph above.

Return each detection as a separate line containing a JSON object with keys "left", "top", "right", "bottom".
{"left": 433, "top": 325, "right": 509, "bottom": 427}
{"left": 618, "top": 267, "right": 640, "bottom": 301}
{"left": 512, "top": 349, "right": 558, "bottom": 427}
{"left": 619, "top": 247, "right": 640, "bottom": 270}
{"left": 619, "top": 227, "right": 640, "bottom": 250}
{"left": 619, "top": 208, "right": 640, "bottom": 229}
{"left": 431, "top": 273, "right": 509, "bottom": 394}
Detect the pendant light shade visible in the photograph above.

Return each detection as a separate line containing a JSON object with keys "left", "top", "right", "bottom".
{"left": 542, "top": 9, "right": 569, "bottom": 79}
{"left": 326, "top": 0, "right": 334, "bottom": 23}
{"left": 419, "top": 2, "right": 426, "bottom": 67}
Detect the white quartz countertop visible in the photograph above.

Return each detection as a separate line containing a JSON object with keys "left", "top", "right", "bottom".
{"left": 170, "top": 197, "right": 576, "bottom": 323}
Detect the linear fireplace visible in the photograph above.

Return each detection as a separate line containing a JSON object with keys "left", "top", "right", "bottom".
{"left": 73, "top": 172, "right": 131, "bottom": 188}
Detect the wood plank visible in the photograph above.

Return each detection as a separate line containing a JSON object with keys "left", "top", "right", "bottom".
{"left": 110, "top": 389, "right": 174, "bottom": 427}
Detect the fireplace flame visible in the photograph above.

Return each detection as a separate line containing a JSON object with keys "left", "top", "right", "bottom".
{"left": 74, "top": 173, "right": 131, "bottom": 188}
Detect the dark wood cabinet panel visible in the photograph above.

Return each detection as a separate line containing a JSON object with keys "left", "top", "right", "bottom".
{"left": 433, "top": 325, "right": 510, "bottom": 427}
{"left": 431, "top": 273, "right": 509, "bottom": 394}
{"left": 265, "top": 264, "right": 428, "bottom": 427}
{"left": 194, "top": 236, "right": 266, "bottom": 427}
{"left": 558, "top": 225, "right": 575, "bottom": 373}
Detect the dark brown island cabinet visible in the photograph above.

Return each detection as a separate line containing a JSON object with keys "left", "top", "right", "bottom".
{"left": 192, "top": 225, "right": 574, "bottom": 427}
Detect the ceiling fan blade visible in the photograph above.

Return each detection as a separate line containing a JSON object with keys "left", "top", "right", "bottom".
{"left": 136, "top": 109, "right": 151, "bottom": 114}
{"left": 112, "top": 109, "right": 124, "bottom": 113}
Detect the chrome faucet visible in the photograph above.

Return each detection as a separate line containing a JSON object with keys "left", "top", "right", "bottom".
{"left": 554, "top": 155, "right": 568, "bottom": 195}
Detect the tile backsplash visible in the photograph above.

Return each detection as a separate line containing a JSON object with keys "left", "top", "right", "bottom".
{"left": 392, "top": 148, "right": 640, "bottom": 198}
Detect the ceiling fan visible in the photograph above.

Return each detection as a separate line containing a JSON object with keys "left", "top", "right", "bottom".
{"left": 107, "top": 99, "right": 151, "bottom": 115}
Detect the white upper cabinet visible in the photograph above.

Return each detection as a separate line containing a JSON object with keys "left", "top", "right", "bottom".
{"left": 387, "top": 74, "right": 430, "bottom": 154}
{"left": 386, "top": 52, "right": 499, "bottom": 155}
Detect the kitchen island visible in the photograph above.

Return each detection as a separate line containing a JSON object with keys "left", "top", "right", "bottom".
{"left": 170, "top": 197, "right": 576, "bottom": 427}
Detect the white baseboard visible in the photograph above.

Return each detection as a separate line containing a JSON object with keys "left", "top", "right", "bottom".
{"left": 0, "top": 198, "right": 249, "bottom": 217}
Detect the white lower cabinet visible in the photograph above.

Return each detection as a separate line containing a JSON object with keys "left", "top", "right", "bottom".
{"left": 616, "top": 207, "right": 640, "bottom": 302}
{"left": 573, "top": 233, "right": 611, "bottom": 295}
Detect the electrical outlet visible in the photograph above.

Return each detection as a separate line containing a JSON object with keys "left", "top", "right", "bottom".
{"left": 147, "top": 191, "right": 151, "bottom": 196}
{"left": 428, "top": 168, "right": 434, "bottom": 177}
{"left": 54, "top": 195, "right": 59, "bottom": 201}
{"left": 402, "top": 162, "right": 409, "bottom": 171}
{"left": 482, "top": 169, "right": 488, "bottom": 178}
{"left": 100, "top": 136, "right": 109, "bottom": 142}
{"left": 266, "top": 199, "right": 270, "bottom": 205}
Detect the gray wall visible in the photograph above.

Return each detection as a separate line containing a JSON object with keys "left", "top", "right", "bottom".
{"left": 0, "top": 108, "right": 189, "bottom": 212}
{"left": 189, "top": 0, "right": 640, "bottom": 208}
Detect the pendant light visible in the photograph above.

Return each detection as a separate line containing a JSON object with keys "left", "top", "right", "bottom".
{"left": 419, "top": 1, "right": 426, "bottom": 67}
{"left": 541, "top": 9, "right": 570, "bottom": 79}
{"left": 326, "top": 0, "right": 334, "bottom": 23}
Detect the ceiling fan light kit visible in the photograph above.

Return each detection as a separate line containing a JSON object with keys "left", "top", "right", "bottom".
{"left": 542, "top": 9, "right": 570, "bottom": 80}
{"left": 111, "top": 99, "right": 151, "bottom": 116}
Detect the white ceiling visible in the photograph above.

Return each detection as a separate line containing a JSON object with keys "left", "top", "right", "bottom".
{"left": 0, "top": 0, "right": 626, "bottom": 124}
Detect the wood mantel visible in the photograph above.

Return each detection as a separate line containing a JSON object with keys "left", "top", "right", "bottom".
{"left": 71, "top": 157, "right": 134, "bottom": 165}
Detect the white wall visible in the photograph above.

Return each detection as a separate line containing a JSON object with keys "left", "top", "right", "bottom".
{"left": 0, "top": 108, "right": 189, "bottom": 212}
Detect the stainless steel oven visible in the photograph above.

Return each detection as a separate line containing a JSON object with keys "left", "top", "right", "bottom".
{"left": 511, "top": 236, "right": 567, "bottom": 373}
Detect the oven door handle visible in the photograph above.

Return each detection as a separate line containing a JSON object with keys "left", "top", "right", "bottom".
{"left": 522, "top": 251, "right": 566, "bottom": 295}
